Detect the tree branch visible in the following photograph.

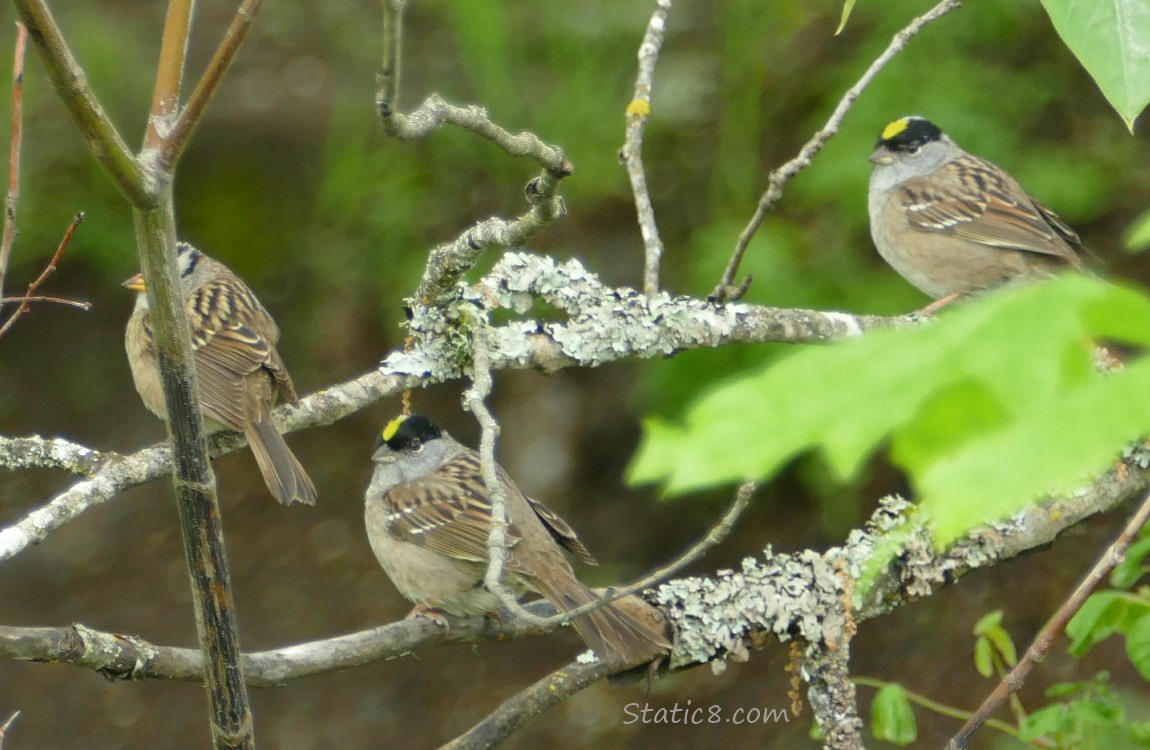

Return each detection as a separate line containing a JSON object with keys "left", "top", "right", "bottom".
{"left": 375, "top": 0, "right": 406, "bottom": 118}
{"left": 0, "top": 600, "right": 561, "bottom": 686}
{"left": 0, "top": 211, "right": 84, "bottom": 339}
{"left": 947, "top": 483, "right": 1150, "bottom": 749}
{"left": 0, "top": 21, "right": 27, "bottom": 306}
{"left": 1, "top": 256, "right": 906, "bottom": 562}
{"left": 144, "top": 0, "right": 194, "bottom": 150}
{"left": 4, "top": 464, "right": 1144, "bottom": 703}
{"left": 437, "top": 660, "right": 614, "bottom": 750}
{"left": 161, "top": 0, "right": 264, "bottom": 166}
{"left": 710, "top": 0, "right": 963, "bottom": 302}
{"left": 622, "top": 0, "right": 672, "bottom": 297}
{"left": 804, "top": 645, "right": 864, "bottom": 750}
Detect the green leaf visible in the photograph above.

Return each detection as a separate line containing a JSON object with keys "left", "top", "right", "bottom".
{"left": 630, "top": 276, "right": 1150, "bottom": 548}
{"left": 1126, "top": 208, "right": 1150, "bottom": 253}
{"left": 972, "top": 610, "right": 1004, "bottom": 636}
{"left": 870, "top": 684, "right": 917, "bottom": 745}
{"left": 1046, "top": 679, "right": 1093, "bottom": 697}
{"left": 1020, "top": 704, "right": 1072, "bottom": 742}
{"left": 1128, "top": 717, "right": 1150, "bottom": 744}
{"left": 1066, "top": 591, "right": 1150, "bottom": 654}
{"left": 1040, "top": 0, "right": 1150, "bottom": 131}
{"left": 1126, "top": 611, "right": 1150, "bottom": 679}
{"left": 923, "top": 354, "right": 1150, "bottom": 543}
{"left": 987, "top": 627, "right": 1018, "bottom": 668}
{"left": 834, "top": 0, "right": 856, "bottom": 35}
{"left": 973, "top": 636, "right": 995, "bottom": 678}
{"left": 1111, "top": 534, "right": 1150, "bottom": 588}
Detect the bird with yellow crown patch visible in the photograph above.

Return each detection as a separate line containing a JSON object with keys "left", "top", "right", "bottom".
{"left": 867, "top": 115, "right": 1084, "bottom": 312}
{"left": 362, "top": 413, "right": 671, "bottom": 670}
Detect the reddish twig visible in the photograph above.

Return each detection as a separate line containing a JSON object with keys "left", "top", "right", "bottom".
{"left": 161, "top": 0, "right": 264, "bottom": 167}
{"left": 0, "top": 211, "right": 85, "bottom": 339}
{"left": 0, "top": 295, "right": 91, "bottom": 310}
{"left": 0, "top": 711, "right": 19, "bottom": 750}
{"left": 947, "top": 486, "right": 1150, "bottom": 749}
{"left": 143, "top": 0, "right": 194, "bottom": 151}
{"left": 0, "top": 22, "right": 28, "bottom": 307}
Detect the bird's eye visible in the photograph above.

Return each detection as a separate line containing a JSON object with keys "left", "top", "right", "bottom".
{"left": 409, "top": 439, "right": 424, "bottom": 454}
{"left": 906, "top": 145, "right": 922, "bottom": 156}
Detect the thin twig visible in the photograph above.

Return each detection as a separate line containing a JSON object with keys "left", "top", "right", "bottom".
{"left": 162, "top": 0, "right": 265, "bottom": 167}
{"left": 947, "top": 484, "right": 1150, "bottom": 749}
{"left": 622, "top": 0, "right": 671, "bottom": 297}
{"left": 0, "top": 22, "right": 27, "bottom": 306}
{"left": 0, "top": 711, "right": 19, "bottom": 750}
{"left": 0, "top": 294, "right": 90, "bottom": 309}
{"left": 467, "top": 314, "right": 754, "bottom": 630}
{"left": 375, "top": 0, "right": 407, "bottom": 118}
{"left": 11, "top": 0, "right": 147, "bottom": 203}
{"left": 373, "top": 10, "right": 572, "bottom": 305}
{"left": 0, "top": 211, "right": 85, "bottom": 339}
{"left": 438, "top": 660, "right": 614, "bottom": 750}
{"left": 465, "top": 312, "right": 549, "bottom": 625}
{"left": 709, "top": 0, "right": 962, "bottom": 302}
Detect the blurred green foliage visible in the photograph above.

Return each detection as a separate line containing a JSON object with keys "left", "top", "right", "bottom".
{"left": 630, "top": 276, "right": 1150, "bottom": 542}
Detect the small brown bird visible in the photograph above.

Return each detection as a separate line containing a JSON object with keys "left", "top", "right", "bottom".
{"left": 364, "top": 414, "right": 671, "bottom": 670}
{"left": 868, "top": 116, "right": 1084, "bottom": 310}
{"left": 124, "top": 241, "right": 316, "bottom": 506}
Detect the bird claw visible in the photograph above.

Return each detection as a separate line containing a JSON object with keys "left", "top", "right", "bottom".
{"left": 405, "top": 603, "right": 450, "bottom": 631}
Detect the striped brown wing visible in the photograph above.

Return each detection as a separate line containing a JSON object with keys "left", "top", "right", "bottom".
{"left": 898, "top": 153, "right": 1082, "bottom": 262}
{"left": 381, "top": 451, "right": 526, "bottom": 567}
{"left": 186, "top": 279, "right": 297, "bottom": 430}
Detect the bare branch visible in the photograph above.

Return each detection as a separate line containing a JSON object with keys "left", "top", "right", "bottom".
{"left": 144, "top": 0, "right": 194, "bottom": 151}
{"left": 415, "top": 174, "right": 570, "bottom": 304}
{"left": 391, "top": 252, "right": 910, "bottom": 383}
{"left": 438, "top": 660, "right": 614, "bottom": 750}
{"left": 465, "top": 314, "right": 554, "bottom": 626}
{"left": 0, "top": 435, "right": 113, "bottom": 474}
{"left": 375, "top": 0, "right": 407, "bottom": 117}
{"left": 622, "top": 0, "right": 672, "bottom": 297}
{"left": 804, "top": 645, "right": 864, "bottom": 750}
{"left": 162, "top": 0, "right": 265, "bottom": 167}
{"left": 0, "top": 294, "right": 90, "bottom": 309}
{"left": 380, "top": 93, "right": 570, "bottom": 173}
{"left": 0, "top": 367, "right": 409, "bottom": 560}
{"left": 709, "top": 0, "right": 963, "bottom": 302}
{"left": 947, "top": 484, "right": 1150, "bottom": 749}
{"left": 0, "top": 711, "right": 19, "bottom": 750}
{"left": 1, "top": 256, "right": 905, "bottom": 562}
{"left": 0, "top": 211, "right": 84, "bottom": 339}
{"left": 0, "top": 601, "right": 561, "bottom": 686}
{"left": 0, "top": 22, "right": 27, "bottom": 305}
{"left": 133, "top": 206, "right": 253, "bottom": 750}
{"left": 10, "top": 0, "right": 148, "bottom": 204}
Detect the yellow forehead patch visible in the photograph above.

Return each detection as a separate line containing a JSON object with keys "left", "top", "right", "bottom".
{"left": 381, "top": 415, "right": 407, "bottom": 442}
{"left": 881, "top": 117, "right": 911, "bottom": 141}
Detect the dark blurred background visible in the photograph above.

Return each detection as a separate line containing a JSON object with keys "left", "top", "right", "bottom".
{"left": 1, "top": 1, "right": 1148, "bottom": 748}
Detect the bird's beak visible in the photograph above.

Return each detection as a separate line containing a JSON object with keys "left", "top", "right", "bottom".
{"left": 868, "top": 149, "right": 894, "bottom": 166}
{"left": 372, "top": 447, "right": 396, "bottom": 464}
{"left": 122, "top": 273, "right": 146, "bottom": 292}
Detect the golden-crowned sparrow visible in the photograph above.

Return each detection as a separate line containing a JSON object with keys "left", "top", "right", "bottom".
{"left": 124, "top": 241, "right": 316, "bottom": 506}
{"left": 364, "top": 414, "right": 671, "bottom": 669}
{"left": 868, "top": 116, "right": 1084, "bottom": 307}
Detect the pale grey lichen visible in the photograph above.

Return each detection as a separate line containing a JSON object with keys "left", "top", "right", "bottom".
{"left": 654, "top": 548, "right": 848, "bottom": 671}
